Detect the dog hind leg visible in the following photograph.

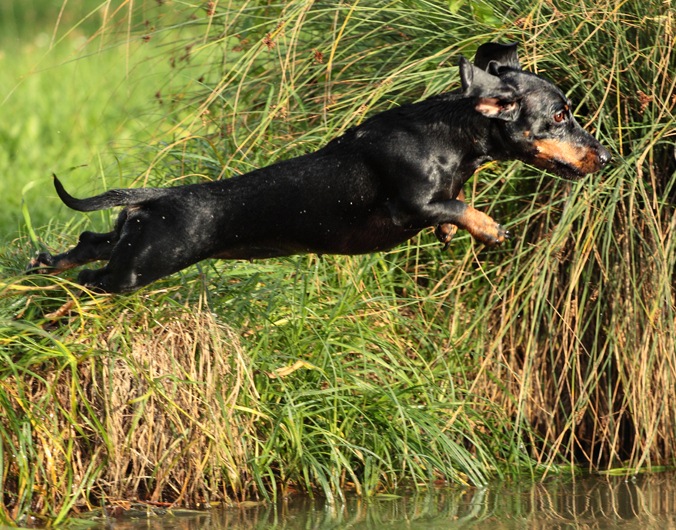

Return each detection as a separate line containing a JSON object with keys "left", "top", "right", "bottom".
{"left": 27, "top": 229, "right": 119, "bottom": 274}
{"left": 27, "top": 210, "right": 128, "bottom": 275}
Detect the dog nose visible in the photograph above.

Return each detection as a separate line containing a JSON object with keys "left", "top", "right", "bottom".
{"left": 598, "top": 145, "right": 612, "bottom": 167}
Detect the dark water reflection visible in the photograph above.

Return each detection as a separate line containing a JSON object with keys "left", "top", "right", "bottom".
{"left": 98, "top": 472, "right": 676, "bottom": 529}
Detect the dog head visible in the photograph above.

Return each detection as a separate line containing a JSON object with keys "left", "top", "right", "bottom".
{"left": 460, "top": 42, "right": 611, "bottom": 178}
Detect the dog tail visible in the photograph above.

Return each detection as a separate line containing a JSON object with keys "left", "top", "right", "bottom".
{"left": 53, "top": 174, "right": 167, "bottom": 212}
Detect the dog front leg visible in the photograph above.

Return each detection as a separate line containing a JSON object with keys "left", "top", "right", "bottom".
{"left": 451, "top": 204, "right": 510, "bottom": 245}
{"left": 393, "top": 198, "right": 509, "bottom": 246}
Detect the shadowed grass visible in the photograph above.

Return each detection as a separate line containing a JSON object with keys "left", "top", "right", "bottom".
{"left": 0, "top": 0, "right": 674, "bottom": 524}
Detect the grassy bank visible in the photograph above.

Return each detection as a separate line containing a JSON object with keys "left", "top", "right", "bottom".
{"left": 0, "top": 0, "right": 675, "bottom": 525}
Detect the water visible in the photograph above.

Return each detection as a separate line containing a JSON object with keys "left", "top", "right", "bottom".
{"left": 90, "top": 472, "right": 676, "bottom": 529}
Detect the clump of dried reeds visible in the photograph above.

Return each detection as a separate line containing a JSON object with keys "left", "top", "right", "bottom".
{"left": 0, "top": 292, "right": 257, "bottom": 523}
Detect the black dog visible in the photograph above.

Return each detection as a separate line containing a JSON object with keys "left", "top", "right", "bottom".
{"left": 27, "top": 42, "right": 610, "bottom": 293}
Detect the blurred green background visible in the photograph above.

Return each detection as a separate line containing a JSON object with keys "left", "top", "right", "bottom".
{"left": 0, "top": 0, "right": 173, "bottom": 235}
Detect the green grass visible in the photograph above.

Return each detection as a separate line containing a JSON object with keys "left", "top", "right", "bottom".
{"left": 0, "top": 0, "right": 675, "bottom": 525}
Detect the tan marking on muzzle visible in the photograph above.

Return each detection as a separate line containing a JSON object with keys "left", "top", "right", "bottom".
{"left": 533, "top": 138, "right": 603, "bottom": 174}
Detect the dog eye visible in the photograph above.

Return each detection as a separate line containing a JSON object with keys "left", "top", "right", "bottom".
{"left": 553, "top": 110, "right": 568, "bottom": 123}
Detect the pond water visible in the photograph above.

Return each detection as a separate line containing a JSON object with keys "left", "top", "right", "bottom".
{"left": 90, "top": 472, "right": 676, "bottom": 529}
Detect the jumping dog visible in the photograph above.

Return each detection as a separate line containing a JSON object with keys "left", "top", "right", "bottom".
{"left": 27, "top": 42, "right": 611, "bottom": 293}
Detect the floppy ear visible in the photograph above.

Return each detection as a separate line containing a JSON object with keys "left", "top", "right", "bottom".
{"left": 459, "top": 57, "right": 520, "bottom": 121}
{"left": 473, "top": 42, "right": 521, "bottom": 75}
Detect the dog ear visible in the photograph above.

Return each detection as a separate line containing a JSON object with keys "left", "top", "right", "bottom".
{"left": 460, "top": 57, "right": 511, "bottom": 97}
{"left": 474, "top": 98, "right": 520, "bottom": 121}
{"left": 473, "top": 42, "right": 521, "bottom": 75}
{"left": 459, "top": 57, "right": 520, "bottom": 121}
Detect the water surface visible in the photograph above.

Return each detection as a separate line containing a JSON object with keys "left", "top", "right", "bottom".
{"left": 93, "top": 472, "right": 676, "bottom": 529}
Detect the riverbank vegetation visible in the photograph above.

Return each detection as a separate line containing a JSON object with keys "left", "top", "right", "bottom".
{"left": 0, "top": 0, "right": 674, "bottom": 525}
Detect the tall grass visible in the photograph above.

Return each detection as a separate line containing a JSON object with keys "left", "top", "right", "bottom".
{"left": 0, "top": 0, "right": 674, "bottom": 524}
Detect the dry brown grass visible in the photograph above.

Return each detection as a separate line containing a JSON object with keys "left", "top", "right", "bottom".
{"left": 90, "top": 305, "right": 258, "bottom": 505}
{"left": 2, "top": 301, "right": 258, "bottom": 517}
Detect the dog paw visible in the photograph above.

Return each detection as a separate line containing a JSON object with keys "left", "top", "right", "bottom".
{"left": 454, "top": 206, "right": 510, "bottom": 246}
{"left": 496, "top": 225, "right": 511, "bottom": 244}
{"left": 435, "top": 223, "right": 458, "bottom": 250}
{"left": 476, "top": 225, "right": 509, "bottom": 245}
{"left": 479, "top": 224, "right": 510, "bottom": 245}
{"left": 468, "top": 216, "right": 510, "bottom": 246}
{"left": 26, "top": 253, "right": 55, "bottom": 274}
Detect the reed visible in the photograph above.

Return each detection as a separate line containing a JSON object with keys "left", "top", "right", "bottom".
{"left": 0, "top": 0, "right": 674, "bottom": 524}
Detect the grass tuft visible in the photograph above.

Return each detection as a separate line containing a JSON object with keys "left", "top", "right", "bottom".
{"left": 1, "top": 285, "right": 257, "bottom": 519}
